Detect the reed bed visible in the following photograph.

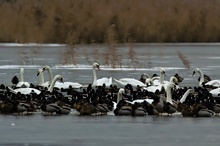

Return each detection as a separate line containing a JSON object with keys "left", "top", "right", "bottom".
{"left": 1, "top": 0, "right": 220, "bottom": 43}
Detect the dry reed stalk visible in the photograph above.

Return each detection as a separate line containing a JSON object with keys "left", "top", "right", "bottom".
{"left": 177, "top": 51, "right": 190, "bottom": 69}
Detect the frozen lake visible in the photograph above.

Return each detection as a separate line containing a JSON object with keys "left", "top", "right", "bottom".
{"left": 0, "top": 43, "right": 220, "bottom": 146}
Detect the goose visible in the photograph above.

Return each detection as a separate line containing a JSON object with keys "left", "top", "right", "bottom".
{"left": 92, "top": 62, "right": 112, "bottom": 87}
{"left": 16, "top": 68, "right": 30, "bottom": 88}
{"left": 193, "top": 68, "right": 219, "bottom": 88}
{"left": 38, "top": 65, "right": 82, "bottom": 89}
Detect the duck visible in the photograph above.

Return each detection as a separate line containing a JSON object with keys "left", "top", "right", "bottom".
{"left": 16, "top": 68, "right": 30, "bottom": 88}
{"left": 92, "top": 62, "right": 112, "bottom": 88}
{"left": 41, "top": 102, "right": 60, "bottom": 115}
{"left": 113, "top": 88, "right": 152, "bottom": 116}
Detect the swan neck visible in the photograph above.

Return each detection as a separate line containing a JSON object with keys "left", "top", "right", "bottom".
{"left": 20, "top": 68, "right": 24, "bottom": 82}
{"left": 39, "top": 72, "right": 44, "bottom": 85}
{"left": 166, "top": 84, "right": 173, "bottom": 105}
{"left": 160, "top": 72, "right": 164, "bottom": 84}
{"left": 48, "top": 76, "right": 58, "bottom": 92}
{"left": 198, "top": 69, "right": 204, "bottom": 86}
{"left": 47, "top": 67, "right": 53, "bottom": 85}
{"left": 180, "top": 89, "right": 191, "bottom": 103}
{"left": 117, "top": 92, "right": 122, "bottom": 103}
{"left": 92, "top": 67, "right": 97, "bottom": 87}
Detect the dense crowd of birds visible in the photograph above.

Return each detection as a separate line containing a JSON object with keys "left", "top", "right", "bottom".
{"left": 1, "top": 62, "right": 220, "bottom": 118}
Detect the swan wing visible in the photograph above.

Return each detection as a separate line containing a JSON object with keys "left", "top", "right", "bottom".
{"left": 97, "top": 77, "right": 112, "bottom": 86}
{"left": 113, "top": 78, "right": 128, "bottom": 87}
{"left": 205, "top": 80, "right": 220, "bottom": 87}
{"left": 59, "top": 82, "right": 83, "bottom": 89}
{"left": 14, "top": 88, "right": 41, "bottom": 95}
{"left": 209, "top": 88, "right": 220, "bottom": 97}
{"left": 130, "top": 99, "right": 154, "bottom": 104}
{"left": 118, "top": 78, "right": 146, "bottom": 87}
{"left": 16, "top": 82, "right": 30, "bottom": 88}
{"left": 144, "top": 84, "right": 163, "bottom": 93}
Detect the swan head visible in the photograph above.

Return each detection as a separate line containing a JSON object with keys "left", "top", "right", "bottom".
{"left": 40, "top": 65, "right": 51, "bottom": 73}
{"left": 141, "top": 73, "right": 150, "bottom": 79}
{"left": 93, "top": 62, "right": 100, "bottom": 70}
{"left": 56, "top": 75, "right": 64, "bottom": 83}
{"left": 160, "top": 68, "right": 165, "bottom": 75}
{"left": 174, "top": 73, "right": 184, "bottom": 82}
{"left": 118, "top": 88, "right": 125, "bottom": 94}
{"left": 36, "top": 68, "right": 43, "bottom": 76}
{"left": 192, "top": 68, "right": 200, "bottom": 76}
{"left": 170, "top": 76, "right": 178, "bottom": 84}
{"left": 20, "top": 68, "right": 24, "bottom": 74}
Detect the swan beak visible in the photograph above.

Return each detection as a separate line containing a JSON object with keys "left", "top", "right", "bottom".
{"left": 36, "top": 71, "right": 40, "bottom": 76}
{"left": 192, "top": 71, "right": 195, "bottom": 76}
{"left": 60, "top": 78, "right": 64, "bottom": 83}
{"left": 97, "top": 65, "right": 100, "bottom": 70}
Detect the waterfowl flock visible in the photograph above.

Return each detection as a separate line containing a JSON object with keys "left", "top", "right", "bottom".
{"left": 1, "top": 62, "right": 220, "bottom": 118}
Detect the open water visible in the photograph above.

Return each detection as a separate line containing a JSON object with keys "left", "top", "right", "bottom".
{"left": 0, "top": 43, "right": 220, "bottom": 146}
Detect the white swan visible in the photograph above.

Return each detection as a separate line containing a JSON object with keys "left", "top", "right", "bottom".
{"left": 38, "top": 68, "right": 44, "bottom": 86}
{"left": 179, "top": 89, "right": 193, "bottom": 103}
{"left": 144, "top": 76, "right": 178, "bottom": 93}
{"left": 193, "top": 68, "right": 219, "bottom": 87}
{"left": 48, "top": 75, "right": 64, "bottom": 92}
{"left": 16, "top": 68, "right": 30, "bottom": 88}
{"left": 114, "top": 78, "right": 147, "bottom": 87}
{"left": 143, "top": 78, "right": 163, "bottom": 93}
{"left": 8, "top": 86, "right": 41, "bottom": 95}
{"left": 163, "top": 82, "right": 177, "bottom": 114}
{"left": 209, "top": 88, "right": 220, "bottom": 97}
{"left": 39, "top": 65, "right": 82, "bottom": 89}
{"left": 92, "top": 62, "right": 112, "bottom": 87}
{"left": 152, "top": 68, "right": 166, "bottom": 86}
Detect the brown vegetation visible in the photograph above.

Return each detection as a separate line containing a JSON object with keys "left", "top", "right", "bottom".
{"left": 1, "top": 0, "right": 220, "bottom": 43}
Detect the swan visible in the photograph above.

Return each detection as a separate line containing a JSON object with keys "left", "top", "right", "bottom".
{"left": 36, "top": 68, "right": 44, "bottom": 86}
{"left": 144, "top": 76, "right": 178, "bottom": 93}
{"left": 8, "top": 75, "right": 63, "bottom": 95}
{"left": 8, "top": 86, "right": 41, "bottom": 95}
{"left": 114, "top": 78, "right": 147, "bottom": 87}
{"left": 48, "top": 75, "right": 64, "bottom": 92}
{"left": 38, "top": 65, "right": 82, "bottom": 89}
{"left": 175, "top": 89, "right": 193, "bottom": 112}
{"left": 152, "top": 68, "right": 166, "bottom": 86}
{"left": 193, "top": 68, "right": 219, "bottom": 87}
{"left": 16, "top": 68, "right": 30, "bottom": 88}
{"left": 139, "top": 73, "right": 150, "bottom": 84}
{"left": 92, "top": 62, "right": 112, "bottom": 87}
{"left": 163, "top": 82, "right": 177, "bottom": 115}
